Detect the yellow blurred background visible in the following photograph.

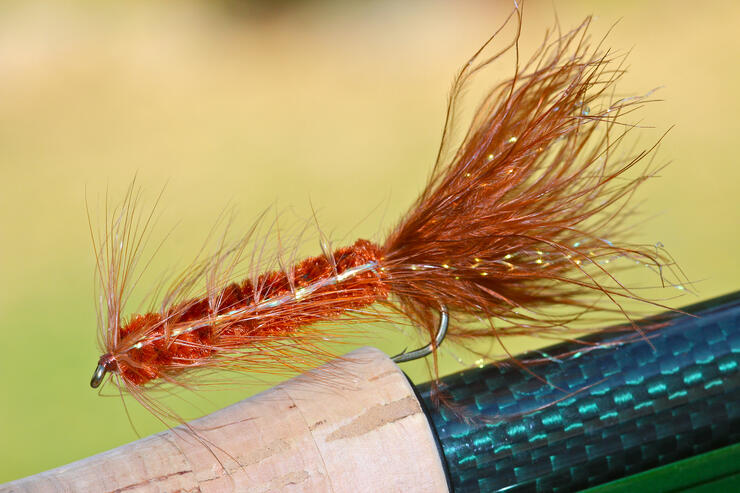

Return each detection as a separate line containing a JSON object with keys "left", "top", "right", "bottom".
{"left": 1, "top": 0, "right": 739, "bottom": 483}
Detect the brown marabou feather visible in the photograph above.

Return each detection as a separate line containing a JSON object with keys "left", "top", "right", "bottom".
{"left": 381, "top": 15, "right": 674, "bottom": 350}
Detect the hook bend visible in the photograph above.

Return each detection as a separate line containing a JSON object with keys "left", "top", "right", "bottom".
{"left": 392, "top": 304, "right": 449, "bottom": 364}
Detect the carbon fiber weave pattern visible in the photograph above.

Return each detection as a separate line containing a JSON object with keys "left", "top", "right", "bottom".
{"left": 417, "top": 292, "right": 740, "bottom": 492}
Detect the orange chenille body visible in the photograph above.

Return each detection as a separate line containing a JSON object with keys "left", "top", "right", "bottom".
{"left": 97, "top": 240, "right": 388, "bottom": 386}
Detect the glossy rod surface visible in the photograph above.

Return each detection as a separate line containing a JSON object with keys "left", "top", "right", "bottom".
{"left": 418, "top": 292, "right": 740, "bottom": 492}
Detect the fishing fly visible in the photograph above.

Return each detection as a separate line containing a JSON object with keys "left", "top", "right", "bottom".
{"left": 89, "top": 10, "right": 680, "bottom": 416}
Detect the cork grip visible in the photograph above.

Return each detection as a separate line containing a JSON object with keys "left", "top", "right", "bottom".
{"left": 2, "top": 347, "right": 449, "bottom": 492}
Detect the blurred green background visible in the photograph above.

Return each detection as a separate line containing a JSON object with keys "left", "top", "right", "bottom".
{"left": 1, "top": 0, "right": 739, "bottom": 483}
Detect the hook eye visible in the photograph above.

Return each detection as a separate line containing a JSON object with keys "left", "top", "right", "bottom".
{"left": 90, "top": 363, "right": 107, "bottom": 389}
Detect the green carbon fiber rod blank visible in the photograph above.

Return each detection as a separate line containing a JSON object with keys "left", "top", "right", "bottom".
{"left": 417, "top": 291, "right": 740, "bottom": 492}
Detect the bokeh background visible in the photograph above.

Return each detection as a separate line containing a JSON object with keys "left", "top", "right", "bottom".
{"left": 1, "top": 0, "right": 738, "bottom": 483}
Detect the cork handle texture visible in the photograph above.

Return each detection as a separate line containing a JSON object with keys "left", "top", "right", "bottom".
{"left": 2, "top": 347, "right": 448, "bottom": 493}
